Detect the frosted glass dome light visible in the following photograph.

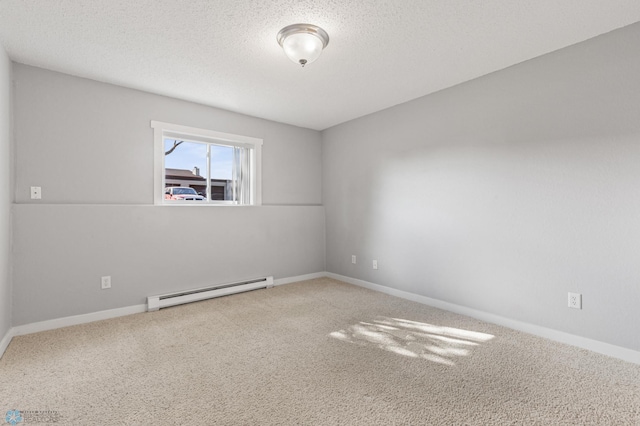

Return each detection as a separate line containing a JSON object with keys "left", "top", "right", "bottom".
{"left": 277, "top": 24, "right": 329, "bottom": 67}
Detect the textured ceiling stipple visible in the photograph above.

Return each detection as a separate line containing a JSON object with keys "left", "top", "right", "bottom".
{"left": 1, "top": 1, "right": 639, "bottom": 130}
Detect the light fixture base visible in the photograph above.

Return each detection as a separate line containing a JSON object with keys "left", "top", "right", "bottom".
{"left": 277, "top": 24, "right": 330, "bottom": 49}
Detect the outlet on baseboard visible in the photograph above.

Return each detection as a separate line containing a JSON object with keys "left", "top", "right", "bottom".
{"left": 101, "top": 276, "right": 111, "bottom": 290}
{"left": 568, "top": 292, "right": 581, "bottom": 309}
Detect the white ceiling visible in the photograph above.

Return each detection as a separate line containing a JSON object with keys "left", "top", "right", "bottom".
{"left": 1, "top": 1, "right": 639, "bottom": 131}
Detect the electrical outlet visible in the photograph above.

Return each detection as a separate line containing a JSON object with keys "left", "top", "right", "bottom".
{"left": 352, "top": 255, "right": 356, "bottom": 264}
{"left": 101, "top": 276, "right": 111, "bottom": 290}
{"left": 30, "top": 186, "right": 42, "bottom": 200}
{"left": 568, "top": 292, "right": 581, "bottom": 309}
{"left": 373, "top": 260, "right": 378, "bottom": 270}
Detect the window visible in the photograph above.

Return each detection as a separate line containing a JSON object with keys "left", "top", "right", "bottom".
{"left": 151, "top": 121, "right": 262, "bottom": 205}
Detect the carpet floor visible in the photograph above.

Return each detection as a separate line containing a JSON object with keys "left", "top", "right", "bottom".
{"left": 1, "top": 277, "right": 639, "bottom": 425}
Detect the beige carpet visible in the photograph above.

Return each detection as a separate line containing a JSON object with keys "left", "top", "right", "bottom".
{"left": 1, "top": 278, "right": 639, "bottom": 425}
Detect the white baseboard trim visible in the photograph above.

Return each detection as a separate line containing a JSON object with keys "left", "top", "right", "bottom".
{"left": 274, "top": 272, "right": 326, "bottom": 286}
{"left": 6, "top": 272, "right": 637, "bottom": 365}
{"left": 326, "top": 272, "right": 640, "bottom": 365}
{"left": 12, "top": 304, "right": 147, "bottom": 337}
{"left": 5, "top": 272, "right": 323, "bottom": 344}
{"left": 0, "top": 327, "right": 14, "bottom": 359}
{"left": 4, "top": 272, "right": 324, "bottom": 344}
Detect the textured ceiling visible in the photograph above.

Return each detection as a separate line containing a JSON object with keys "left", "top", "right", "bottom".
{"left": 1, "top": 1, "right": 639, "bottom": 130}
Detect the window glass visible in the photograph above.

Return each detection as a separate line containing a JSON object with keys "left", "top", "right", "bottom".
{"left": 152, "top": 121, "right": 262, "bottom": 205}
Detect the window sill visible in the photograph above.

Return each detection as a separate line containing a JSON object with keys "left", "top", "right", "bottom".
{"left": 155, "top": 201, "right": 261, "bottom": 207}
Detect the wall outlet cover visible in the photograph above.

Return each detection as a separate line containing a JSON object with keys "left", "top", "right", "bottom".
{"left": 101, "top": 276, "right": 111, "bottom": 289}
{"left": 568, "top": 292, "right": 582, "bottom": 309}
{"left": 30, "top": 186, "right": 42, "bottom": 200}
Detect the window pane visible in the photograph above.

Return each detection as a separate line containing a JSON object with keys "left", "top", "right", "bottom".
{"left": 164, "top": 139, "right": 207, "bottom": 200}
{"left": 210, "top": 145, "right": 234, "bottom": 201}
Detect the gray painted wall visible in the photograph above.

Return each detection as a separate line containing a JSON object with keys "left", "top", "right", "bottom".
{"left": 0, "top": 46, "right": 11, "bottom": 338}
{"left": 322, "top": 23, "right": 640, "bottom": 352}
{"left": 12, "top": 65, "right": 325, "bottom": 325}
{"left": 14, "top": 64, "right": 322, "bottom": 206}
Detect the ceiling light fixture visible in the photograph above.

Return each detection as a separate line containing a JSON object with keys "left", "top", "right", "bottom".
{"left": 277, "top": 23, "right": 329, "bottom": 67}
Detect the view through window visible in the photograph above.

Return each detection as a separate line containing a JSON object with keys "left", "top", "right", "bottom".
{"left": 152, "top": 121, "right": 262, "bottom": 205}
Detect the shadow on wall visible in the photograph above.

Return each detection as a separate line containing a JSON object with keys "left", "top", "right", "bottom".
{"left": 330, "top": 317, "right": 494, "bottom": 366}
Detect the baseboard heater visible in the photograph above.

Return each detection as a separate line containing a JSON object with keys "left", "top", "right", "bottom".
{"left": 147, "top": 276, "right": 274, "bottom": 312}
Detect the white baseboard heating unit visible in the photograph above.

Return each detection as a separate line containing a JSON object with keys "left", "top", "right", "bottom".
{"left": 147, "top": 276, "right": 274, "bottom": 312}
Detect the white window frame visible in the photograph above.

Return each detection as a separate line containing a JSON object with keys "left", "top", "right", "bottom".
{"left": 151, "top": 120, "right": 263, "bottom": 206}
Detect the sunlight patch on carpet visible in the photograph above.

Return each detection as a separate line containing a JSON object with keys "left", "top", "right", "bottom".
{"left": 329, "top": 317, "right": 494, "bottom": 365}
